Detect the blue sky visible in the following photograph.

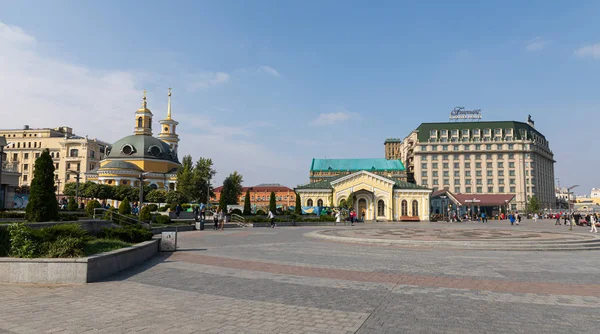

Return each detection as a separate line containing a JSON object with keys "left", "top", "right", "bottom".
{"left": 1, "top": 0, "right": 600, "bottom": 194}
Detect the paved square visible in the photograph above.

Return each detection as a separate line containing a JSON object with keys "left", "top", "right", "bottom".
{"left": 1, "top": 220, "right": 600, "bottom": 333}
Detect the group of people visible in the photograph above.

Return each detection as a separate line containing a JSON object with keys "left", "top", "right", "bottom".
{"left": 554, "top": 212, "right": 598, "bottom": 233}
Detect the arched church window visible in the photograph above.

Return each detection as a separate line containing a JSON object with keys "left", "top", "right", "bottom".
{"left": 317, "top": 199, "right": 323, "bottom": 207}
{"left": 307, "top": 199, "right": 313, "bottom": 206}
{"left": 378, "top": 200, "right": 385, "bottom": 216}
{"left": 401, "top": 200, "right": 408, "bottom": 216}
{"left": 121, "top": 144, "right": 135, "bottom": 155}
{"left": 412, "top": 200, "right": 419, "bottom": 217}
{"left": 137, "top": 117, "right": 143, "bottom": 128}
{"left": 148, "top": 145, "right": 162, "bottom": 157}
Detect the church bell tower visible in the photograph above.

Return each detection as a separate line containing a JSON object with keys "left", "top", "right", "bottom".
{"left": 158, "top": 88, "right": 180, "bottom": 156}
{"left": 134, "top": 90, "right": 153, "bottom": 136}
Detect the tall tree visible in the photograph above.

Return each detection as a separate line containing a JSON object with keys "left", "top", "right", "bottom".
{"left": 25, "top": 150, "right": 59, "bottom": 222}
{"left": 192, "top": 157, "right": 217, "bottom": 203}
{"left": 294, "top": 192, "right": 302, "bottom": 214}
{"left": 269, "top": 191, "right": 277, "bottom": 213}
{"left": 176, "top": 155, "right": 195, "bottom": 198}
{"left": 527, "top": 195, "right": 541, "bottom": 213}
{"left": 243, "top": 190, "right": 251, "bottom": 215}
{"left": 220, "top": 171, "right": 244, "bottom": 210}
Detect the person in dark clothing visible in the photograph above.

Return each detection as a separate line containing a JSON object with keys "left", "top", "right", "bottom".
{"left": 175, "top": 203, "right": 182, "bottom": 219}
{"left": 193, "top": 206, "right": 200, "bottom": 222}
{"left": 213, "top": 211, "right": 219, "bottom": 230}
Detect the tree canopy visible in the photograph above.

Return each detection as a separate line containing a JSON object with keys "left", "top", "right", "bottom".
{"left": 25, "top": 150, "right": 59, "bottom": 222}
{"left": 243, "top": 190, "right": 251, "bottom": 215}
{"left": 219, "top": 171, "right": 244, "bottom": 210}
{"left": 176, "top": 155, "right": 217, "bottom": 203}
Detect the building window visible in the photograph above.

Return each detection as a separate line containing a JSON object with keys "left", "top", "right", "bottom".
{"left": 443, "top": 179, "right": 449, "bottom": 185}
{"left": 433, "top": 171, "right": 438, "bottom": 177}
{"left": 377, "top": 200, "right": 385, "bottom": 216}
{"left": 421, "top": 179, "right": 428, "bottom": 186}
{"left": 307, "top": 199, "right": 313, "bottom": 206}
{"left": 421, "top": 171, "right": 428, "bottom": 177}
{"left": 453, "top": 162, "right": 459, "bottom": 169}
{"left": 496, "top": 144, "right": 503, "bottom": 150}
{"left": 498, "top": 162, "right": 504, "bottom": 168}
{"left": 23, "top": 175, "right": 28, "bottom": 182}
{"left": 465, "top": 154, "right": 471, "bottom": 159}
{"left": 70, "top": 149, "right": 79, "bottom": 157}
{"left": 487, "top": 162, "right": 492, "bottom": 168}
{"left": 90, "top": 151, "right": 95, "bottom": 159}
{"left": 317, "top": 199, "right": 323, "bottom": 207}
{"left": 412, "top": 200, "right": 419, "bottom": 217}
{"left": 508, "top": 144, "right": 514, "bottom": 150}
{"left": 498, "top": 170, "right": 504, "bottom": 177}
{"left": 509, "top": 170, "right": 515, "bottom": 176}
{"left": 508, "top": 153, "right": 514, "bottom": 159}
{"left": 454, "top": 179, "right": 460, "bottom": 185}
{"left": 401, "top": 200, "right": 408, "bottom": 216}
{"left": 464, "top": 145, "right": 470, "bottom": 151}
{"left": 487, "top": 170, "right": 493, "bottom": 177}
{"left": 23, "top": 164, "right": 28, "bottom": 170}
{"left": 35, "top": 153, "right": 39, "bottom": 158}
{"left": 477, "top": 187, "right": 483, "bottom": 193}
{"left": 509, "top": 162, "right": 515, "bottom": 168}
{"left": 443, "top": 163, "right": 449, "bottom": 169}
{"left": 486, "top": 144, "right": 492, "bottom": 150}
{"left": 465, "top": 171, "right": 471, "bottom": 177}
{"left": 440, "top": 129, "right": 448, "bottom": 137}
{"left": 431, "top": 145, "right": 438, "bottom": 151}
{"left": 465, "top": 162, "right": 471, "bottom": 168}
{"left": 442, "top": 154, "right": 448, "bottom": 160}
{"left": 476, "top": 179, "right": 482, "bottom": 185}
{"left": 487, "top": 187, "right": 493, "bottom": 193}
{"left": 475, "top": 144, "right": 481, "bottom": 150}
{"left": 487, "top": 179, "right": 493, "bottom": 185}
{"left": 499, "top": 186, "right": 505, "bottom": 193}
{"left": 510, "top": 187, "right": 516, "bottom": 193}
{"left": 433, "top": 179, "right": 439, "bottom": 185}
{"left": 451, "top": 129, "right": 458, "bottom": 136}
{"left": 466, "top": 186, "right": 472, "bottom": 193}
{"left": 475, "top": 162, "right": 482, "bottom": 169}
{"left": 454, "top": 171, "right": 460, "bottom": 177}
{"left": 421, "top": 163, "right": 427, "bottom": 170}
{"left": 432, "top": 154, "right": 438, "bottom": 160}
{"left": 454, "top": 187, "right": 461, "bottom": 193}
{"left": 461, "top": 129, "right": 469, "bottom": 137}
{"left": 24, "top": 153, "right": 29, "bottom": 159}
{"left": 442, "top": 145, "right": 448, "bottom": 151}
{"left": 432, "top": 163, "right": 438, "bottom": 169}
{"left": 510, "top": 179, "right": 516, "bottom": 185}
{"left": 466, "top": 179, "right": 471, "bottom": 185}
{"left": 476, "top": 170, "right": 482, "bottom": 177}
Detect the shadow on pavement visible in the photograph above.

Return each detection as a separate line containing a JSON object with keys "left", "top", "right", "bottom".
{"left": 100, "top": 252, "right": 174, "bottom": 282}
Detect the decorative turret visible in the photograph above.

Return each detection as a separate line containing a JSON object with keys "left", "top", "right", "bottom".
{"left": 134, "top": 90, "right": 153, "bottom": 136}
{"left": 158, "top": 88, "right": 180, "bottom": 156}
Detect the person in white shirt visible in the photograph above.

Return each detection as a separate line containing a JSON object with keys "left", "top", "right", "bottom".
{"left": 267, "top": 210, "right": 276, "bottom": 228}
{"left": 533, "top": 213, "right": 538, "bottom": 223}
{"left": 590, "top": 215, "right": 597, "bottom": 233}
{"left": 335, "top": 211, "right": 341, "bottom": 224}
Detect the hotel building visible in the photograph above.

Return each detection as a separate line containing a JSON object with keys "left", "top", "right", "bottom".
{"left": 385, "top": 119, "right": 556, "bottom": 211}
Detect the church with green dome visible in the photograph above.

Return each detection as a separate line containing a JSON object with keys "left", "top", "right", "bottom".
{"left": 85, "top": 89, "right": 181, "bottom": 191}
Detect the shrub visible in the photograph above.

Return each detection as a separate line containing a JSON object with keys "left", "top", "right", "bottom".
{"left": 119, "top": 198, "right": 131, "bottom": 215}
{"left": 98, "top": 225, "right": 153, "bottom": 244}
{"left": 154, "top": 215, "right": 171, "bottom": 225}
{"left": 36, "top": 223, "right": 88, "bottom": 242}
{"left": 256, "top": 209, "right": 266, "bottom": 216}
{"left": 231, "top": 208, "right": 242, "bottom": 215}
{"left": 139, "top": 206, "right": 152, "bottom": 222}
{"left": 269, "top": 192, "right": 277, "bottom": 213}
{"left": 243, "top": 190, "right": 251, "bottom": 215}
{"left": 67, "top": 197, "right": 78, "bottom": 212}
{"left": 147, "top": 204, "right": 158, "bottom": 212}
{"left": 43, "top": 236, "right": 85, "bottom": 258}
{"left": 58, "top": 213, "right": 79, "bottom": 221}
{"left": 0, "top": 211, "right": 26, "bottom": 219}
{"left": 86, "top": 200, "right": 101, "bottom": 217}
{"left": 8, "top": 223, "right": 38, "bottom": 258}
{"left": 83, "top": 238, "right": 131, "bottom": 256}
{"left": 157, "top": 206, "right": 168, "bottom": 212}
{"left": 103, "top": 207, "right": 117, "bottom": 221}
{"left": 170, "top": 203, "right": 178, "bottom": 211}
{"left": 25, "top": 150, "right": 59, "bottom": 222}
{"left": 0, "top": 226, "right": 10, "bottom": 257}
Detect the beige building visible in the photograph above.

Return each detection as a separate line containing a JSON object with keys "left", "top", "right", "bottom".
{"left": 386, "top": 119, "right": 555, "bottom": 211}
{"left": 0, "top": 126, "right": 109, "bottom": 194}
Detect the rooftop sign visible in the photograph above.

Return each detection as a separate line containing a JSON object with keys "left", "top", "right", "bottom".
{"left": 449, "top": 107, "right": 482, "bottom": 121}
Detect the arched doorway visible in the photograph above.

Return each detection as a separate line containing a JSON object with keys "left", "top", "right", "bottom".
{"left": 401, "top": 200, "right": 408, "bottom": 216}
{"left": 412, "top": 200, "right": 419, "bottom": 217}
{"left": 377, "top": 200, "right": 385, "bottom": 216}
{"left": 358, "top": 198, "right": 367, "bottom": 221}
{"left": 317, "top": 199, "right": 323, "bottom": 207}
{"left": 307, "top": 199, "right": 313, "bottom": 206}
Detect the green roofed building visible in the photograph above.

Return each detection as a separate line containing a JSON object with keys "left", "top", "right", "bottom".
{"left": 383, "top": 116, "right": 555, "bottom": 212}
{"left": 310, "top": 158, "right": 406, "bottom": 183}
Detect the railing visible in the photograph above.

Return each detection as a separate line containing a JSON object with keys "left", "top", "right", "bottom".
{"left": 93, "top": 208, "right": 140, "bottom": 225}
{"left": 231, "top": 213, "right": 250, "bottom": 227}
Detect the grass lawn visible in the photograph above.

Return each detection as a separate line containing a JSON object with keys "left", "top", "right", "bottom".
{"left": 83, "top": 238, "right": 132, "bottom": 256}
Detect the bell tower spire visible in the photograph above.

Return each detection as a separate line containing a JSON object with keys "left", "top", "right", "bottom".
{"left": 159, "top": 88, "right": 180, "bottom": 157}
{"left": 134, "top": 89, "right": 153, "bottom": 136}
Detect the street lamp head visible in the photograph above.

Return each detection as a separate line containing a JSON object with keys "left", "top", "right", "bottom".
{"left": 567, "top": 185, "right": 579, "bottom": 191}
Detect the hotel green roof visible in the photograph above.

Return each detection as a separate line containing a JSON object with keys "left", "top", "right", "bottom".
{"left": 310, "top": 158, "right": 405, "bottom": 172}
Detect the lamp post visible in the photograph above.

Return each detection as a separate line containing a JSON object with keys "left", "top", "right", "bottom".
{"left": 440, "top": 195, "right": 447, "bottom": 221}
{"left": 138, "top": 172, "right": 149, "bottom": 223}
{"left": 567, "top": 185, "right": 579, "bottom": 230}
{"left": 67, "top": 170, "right": 81, "bottom": 207}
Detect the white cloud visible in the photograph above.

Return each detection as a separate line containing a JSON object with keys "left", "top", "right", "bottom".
{"left": 526, "top": 37, "right": 547, "bottom": 52}
{"left": 312, "top": 110, "right": 358, "bottom": 125}
{"left": 259, "top": 65, "right": 281, "bottom": 77}
{"left": 188, "top": 71, "right": 230, "bottom": 91}
{"left": 0, "top": 21, "right": 141, "bottom": 142}
{"left": 574, "top": 43, "right": 600, "bottom": 59}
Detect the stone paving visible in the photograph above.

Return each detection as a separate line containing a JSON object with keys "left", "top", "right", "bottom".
{"left": 1, "top": 219, "right": 600, "bottom": 333}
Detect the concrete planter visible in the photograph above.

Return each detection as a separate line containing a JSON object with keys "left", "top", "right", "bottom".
{"left": 0, "top": 239, "right": 160, "bottom": 284}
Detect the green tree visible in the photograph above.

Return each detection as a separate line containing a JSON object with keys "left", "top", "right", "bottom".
{"left": 243, "top": 190, "right": 251, "bottom": 215}
{"left": 346, "top": 192, "right": 356, "bottom": 210}
{"left": 63, "top": 182, "right": 77, "bottom": 197}
{"left": 165, "top": 190, "right": 188, "bottom": 204}
{"left": 139, "top": 206, "right": 151, "bottom": 222}
{"left": 269, "top": 191, "right": 277, "bottom": 213}
{"left": 86, "top": 200, "right": 101, "bottom": 217}
{"left": 527, "top": 195, "right": 541, "bottom": 213}
{"left": 25, "top": 150, "right": 59, "bottom": 222}
{"left": 146, "top": 189, "right": 167, "bottom": 203}
{"left": 294, "top": 192, "right": 302, "bottom": 214}
{"left": 80, "top": 181, "right": 99, "bottom": 199}
{"left": 119, "top": 198, "right": 131, "bottom": 215}
{"left": 219, "top": 172, "right": 244, "bottom": 211}
{"left": 176, "top": 155, "right": 195, "bottom": 198}
{"left": 192, "top": 157, "right": 217, "bottom": 203}
{"left": 67, "top": 197, "right": 78, "bottom": 211}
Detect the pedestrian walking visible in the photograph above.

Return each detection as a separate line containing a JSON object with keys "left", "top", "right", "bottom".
{"left": 533, "top": 213, "right": 538, "bottom": 223}
{"left": 590, "top": 215, "right": 597, "bottom": 233}
{"left": 213, "top": 210, "right": 219, "bottom": 230}
{"left": 267, "top": 209, "right": 276, "bottom": 228}
{"left": 175, "top": 203, "right": 182, "bottom": 220}
{"left": 219, "top": 210, "right": 225, "bottom": 231}
{"left": 335, "top": 211, "right": 341, "bottom": 224}
{"left": 509, "top": 213, "right": 515, "bottom": 225}
{"left": 193, "top": 205, "right": 200, "bottom": 222}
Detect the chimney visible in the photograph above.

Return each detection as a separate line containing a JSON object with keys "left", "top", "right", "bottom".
{"left": 24, "top": 125, "right": 29, "bottom": 130}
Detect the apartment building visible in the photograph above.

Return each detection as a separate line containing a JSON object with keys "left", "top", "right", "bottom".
{"left": 213, "top": 184, "right": 296, "bottom": 209}
{"left": 385, "top": 119, "right": 556, "bottom": 211}
{"left": 0, "top": 126, "right": 109, "bottom": 194}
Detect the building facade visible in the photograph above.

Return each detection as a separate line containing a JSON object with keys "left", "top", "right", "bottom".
{"left": 213, "top": 184, "right": 296, "bottom": 209}
{"left": 386, "top": 119, "right": 555, "bottom": 211}
{"left": 86, "top": 90, "right": 181, "bottom": 190}
{"left": 298, "top": 158, "right": 431, "bottom": 221}
{"left": 0, "top": 126, "right": 109, "bottom": 194}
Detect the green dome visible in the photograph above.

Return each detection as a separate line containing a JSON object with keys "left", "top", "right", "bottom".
{"left": 105, "top": 135, "right": 179, "bottom": 164}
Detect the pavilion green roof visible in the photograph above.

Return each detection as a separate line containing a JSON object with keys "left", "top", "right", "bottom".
{"left": 310, "top": 158, "right": 405, "bottom": 172}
